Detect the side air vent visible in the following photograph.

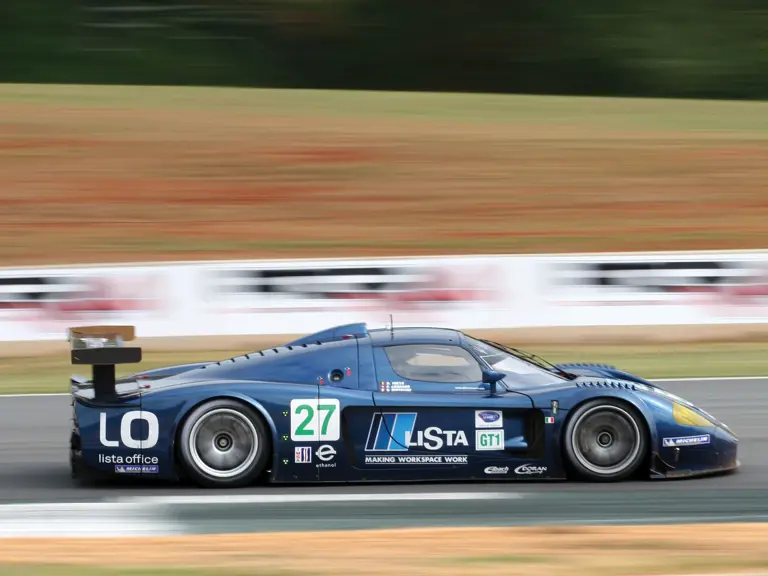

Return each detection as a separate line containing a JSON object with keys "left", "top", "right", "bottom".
{"left": 576, "top": 379, "right": 636, "bottom": 391}
{"left": 559, "top": 362, "right": 618, "bottom": 370}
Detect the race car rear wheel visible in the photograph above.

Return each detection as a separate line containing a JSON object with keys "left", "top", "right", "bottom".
{"left": 564, "top": 399, "right": 647, "bottom": 482}
{"left": 178, "top": 399, "right": 270, "bottom": 488}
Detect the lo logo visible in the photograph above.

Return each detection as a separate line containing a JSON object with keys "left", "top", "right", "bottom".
{"left": 100, "top": 411, "right": 159, "bottom": 449}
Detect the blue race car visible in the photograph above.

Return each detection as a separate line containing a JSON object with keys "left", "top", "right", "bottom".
{"left": 68, "top": 323, "right": 739, "bottom": 487}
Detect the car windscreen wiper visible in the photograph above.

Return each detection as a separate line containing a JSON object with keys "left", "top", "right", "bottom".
{"left": 480, "top": 339, "right": 576, "bottom": 380}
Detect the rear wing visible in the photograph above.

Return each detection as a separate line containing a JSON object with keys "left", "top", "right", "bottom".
{"left": 68, "top": 326, "right": 142, "bottom": 399}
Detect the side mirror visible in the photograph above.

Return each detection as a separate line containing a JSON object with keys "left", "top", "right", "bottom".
{"left": 482, "top": 369, "right": 504, "bottom": 396}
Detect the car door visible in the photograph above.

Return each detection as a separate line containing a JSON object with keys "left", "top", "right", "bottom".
{"left": 367, "top": 343, "right": 536, "bottom": 477}
{"left": 310, "top": 336, "right": 379, "bottom": 481}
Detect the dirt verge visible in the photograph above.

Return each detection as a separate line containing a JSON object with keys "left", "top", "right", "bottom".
{"left": 2, "top": 85, "right": 768, "bottom": 265}
{"left": 1, "top": 523, "right": 767, "bottom": 576}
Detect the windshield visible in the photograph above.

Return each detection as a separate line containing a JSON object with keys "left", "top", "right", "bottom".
{"left": 465, "top": 336, "right": 567, "bottom": 386}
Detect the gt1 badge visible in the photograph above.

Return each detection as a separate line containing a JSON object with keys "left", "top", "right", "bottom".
{"left": 99, "top": 411, "right": 159, "bottom": 449}
{"left": 475, "top": 429, "right": 504, "bottom": 451}
{"left": 290, "top": 399, "right": 341, "bottom": 442}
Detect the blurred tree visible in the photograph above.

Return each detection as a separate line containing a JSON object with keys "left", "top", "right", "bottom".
{"left": 1, "top": 0, "right": 767, "bottom": 99}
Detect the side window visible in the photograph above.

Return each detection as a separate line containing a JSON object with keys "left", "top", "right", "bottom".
{"left": 383, "top": 345, "right": 482, "bottom": 383}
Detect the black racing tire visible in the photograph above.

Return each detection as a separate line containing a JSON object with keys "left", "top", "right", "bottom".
{"left": 178, "top": 399, "right": 270, "bottom": 488}
{"left": 563, "top": 399, "right": 648, "bottom": 482}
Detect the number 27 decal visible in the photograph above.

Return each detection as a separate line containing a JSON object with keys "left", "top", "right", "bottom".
{"left": 290, "top": 399, "right": 340, "bottom": 441}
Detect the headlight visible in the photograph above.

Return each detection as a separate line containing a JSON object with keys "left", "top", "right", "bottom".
{"left": 673, "top": 403, "right": 713, "bottom": 427}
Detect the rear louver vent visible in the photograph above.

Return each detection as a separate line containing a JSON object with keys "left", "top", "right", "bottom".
{"left": 559, "top": 362, "right": 618, "bottom": 370}
{"left": 576, "top": 380, "right": 636, "bottom": 391}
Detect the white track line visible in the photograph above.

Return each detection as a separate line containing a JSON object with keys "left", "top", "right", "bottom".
{"left": 0, "top": 492, "right": 525, "bottom": 537}
{"left": 0, "top": 501, "right": 183, "bottom": 537}
{"left": 117, "top": 492, "right": 526, "bottom": 505}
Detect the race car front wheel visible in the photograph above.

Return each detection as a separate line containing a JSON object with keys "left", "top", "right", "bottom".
{"left": 563, "top": 399, "right": 647, "bottom": 482}
{"left": 178, "top": 399, "right": 270, "bottom": 488}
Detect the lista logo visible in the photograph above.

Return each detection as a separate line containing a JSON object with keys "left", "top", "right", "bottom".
{"left": 365, "top": 413, "right": 468, "bottom": 451}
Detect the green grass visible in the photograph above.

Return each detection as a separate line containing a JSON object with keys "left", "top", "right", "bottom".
{"left": 3, "top": 83, "right": 768, "bottom": 133}
{"left": 448, "top": 554, "right": 551, "bottom": 565}
{"left": 536, "top": 342, "right": 768, "bottom": 380}
{"left": 0, "top": 350, "right": 242, "bottom": 395}
{"left": 0, "top": 568, "right": 302, "bottom": 576}
{"left": 1, "top": 342, "right": 765, "bottom": 395}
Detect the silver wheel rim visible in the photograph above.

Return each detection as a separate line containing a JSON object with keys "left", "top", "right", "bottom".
{"left": 188, "top": 408, "right": 259, "bottom": 479}
{"left": 570, "top": 405, "right": 641, "bottom": 476}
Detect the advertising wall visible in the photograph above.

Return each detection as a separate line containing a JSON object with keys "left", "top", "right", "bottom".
{"left": 2, "top": 250, "right": 767, "bottom": 342}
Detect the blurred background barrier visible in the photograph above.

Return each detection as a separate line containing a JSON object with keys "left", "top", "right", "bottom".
{"left": 3, "top": 249, "right": 768, "bottom": 342}
{"left": 2, "top": 0, "right": 768, "bottom": 100}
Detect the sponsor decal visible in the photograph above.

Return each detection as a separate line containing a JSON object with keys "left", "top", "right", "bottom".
{"left": 379, "top": 381, "right": 412, "bottom": 393}
{"left": 295, "top": 446, "right": 312, "bottom": 463}
{"left": 514, "top": 463, "right": 547, "bottom": 475}
{"left": 551, "top": 400, "right": 559, "bottom": 415}
{"left": 290, "top": 399, "right": 341, "bottom": 442}
{"left": 406, "top": 427, "right": 468, "bottom": 450}
{"left": 484, "top": 466, "right": 509, "bottom": 475}
{"left": 544, "top": 416, "right": 555, "bottom": 424}
{"left": 99, "top": 411, "right": 159, "bottom": 449}
{"left": 365, "top": 455, "right": 468, "bottom": 465}
{"left": 475, "top": 429, "right": 504, "bottom": 451}
{"left": 115, "top": 464, "right": 159, "bottom": 474}
{"left": 315, "top": 444, "right": 337, "bottom": 468}
{"left": 365, "top": 413, "right": 468, "bottom": 451}
{"left": 474, "top": 410, "right": 503, "bottom": 429}
{"left": 99, "top": 454, "right": 159, "bottom": 466}
{"left": 662, "top": 434, "right": 711, "bottom": 447}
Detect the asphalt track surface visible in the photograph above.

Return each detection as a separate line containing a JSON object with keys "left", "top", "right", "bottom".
{"left": 2, "top": 378, "right": 767, "bottom": 531}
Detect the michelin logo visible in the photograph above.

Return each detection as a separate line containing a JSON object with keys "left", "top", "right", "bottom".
{"left": 662, "top": 434, "right": 711, "bottom": 447}
{"left": 115, "top": 464, "right": 159, "bottom": 474}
